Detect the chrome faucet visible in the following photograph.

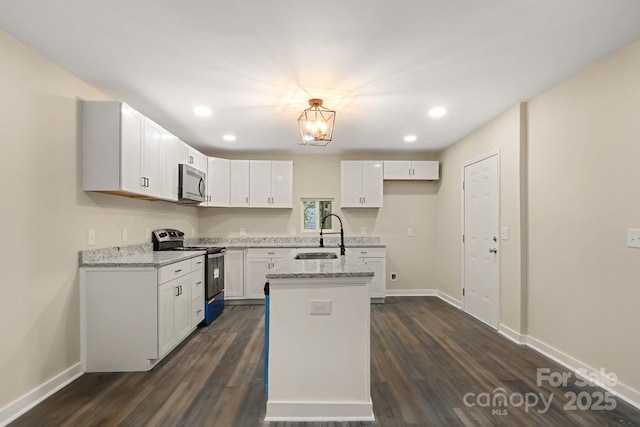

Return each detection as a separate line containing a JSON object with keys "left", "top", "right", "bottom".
{"left": 319, "top": 214, "right": 345, "bottom": 256}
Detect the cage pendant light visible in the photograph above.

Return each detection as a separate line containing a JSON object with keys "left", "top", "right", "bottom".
{"left": 298, "top": 98, "right": 336, "bottom": 146}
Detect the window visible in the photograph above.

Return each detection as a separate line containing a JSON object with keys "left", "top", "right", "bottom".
{"left": 302, "top": 199, "right": 333, "bottom": 232}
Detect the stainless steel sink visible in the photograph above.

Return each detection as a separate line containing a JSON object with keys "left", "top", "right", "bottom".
{"left": 294, "top": 252, "right": 338, "bottom": 260}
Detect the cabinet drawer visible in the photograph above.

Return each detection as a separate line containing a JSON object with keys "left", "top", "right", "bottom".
{"left": 346, "top": 247, "right": 386, "bottom": 258}
{"left": 245, "top": 248, "right": 291, "bottom": 258}
{"left": 191, "top": 270, "right": 204, "bottom": 300}
{"left": 192, "top": 296, "right": 204, "bottom": 326}
{"left": 158, "top": 259, "right": 191, "bottom": 284}
{"left": 191, "top": 256, "right": 205, "bottom": 271}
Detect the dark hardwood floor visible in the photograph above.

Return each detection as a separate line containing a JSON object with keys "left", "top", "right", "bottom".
{"left": 9, "top": 297, "right": 640, "bottom": 427}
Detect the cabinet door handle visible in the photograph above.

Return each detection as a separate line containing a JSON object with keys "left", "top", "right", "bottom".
{"left": 245, "top": 196, "right": 249, "bottom": 204}
{"left": 196, "top": 309, "right": 202, "bottom": 314}
{"left": 175, "top": 286, "right": 180, "bottom": 296}
{"left": 196, "top": 281, "right": 203, "bottom": 285}
{"left": 361, "top": 251, "right": 368, "bottom": 255}
{"left": 175, "top": 269, "right": 182, "bottom": 273}
{"left": 363, "top": 197, "right": 366, "bottom": 204}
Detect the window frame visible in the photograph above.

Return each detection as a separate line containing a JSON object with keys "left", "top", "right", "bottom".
{"left": 301, "top": 198, "right": 335, "bottom": 233}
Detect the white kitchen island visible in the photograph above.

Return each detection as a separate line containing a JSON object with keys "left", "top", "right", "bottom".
{"left": 264, "top": 255, "right": 375, "bottom": 422}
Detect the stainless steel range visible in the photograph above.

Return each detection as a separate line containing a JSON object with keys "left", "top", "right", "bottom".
{"left": 152, "top": 229, "right": 224, "bottom": 325}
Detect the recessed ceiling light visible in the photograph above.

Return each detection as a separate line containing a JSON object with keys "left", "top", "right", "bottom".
{"left": 194, "top": 106, "right": 212, "bottom": 117}
{"left": 428, "top": 107, "right": 447, "bottom": 118}
{"left": 403, "top": 135, "right": 417, "bottom": 143}
{"left": 223, "top": 134, "right": 236, "bottom": 142}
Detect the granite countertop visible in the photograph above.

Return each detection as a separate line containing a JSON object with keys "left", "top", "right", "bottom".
{"left": 78, "top": 236, "right": 384, "bottom": 268}
{"left": 266, "top": 256, "right": 374, "bottom": 280}
{"left": 79, "top": 243, "right": 206, "bottom": 267}
{"left": 192, "top": 236, "right": 385, "bottom": 249}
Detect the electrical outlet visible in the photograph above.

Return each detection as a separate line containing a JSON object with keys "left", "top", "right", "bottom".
{"left": 310, "top": 300, "right": 332, "bottom": 315}
{"left": 88, "top": 229, "right": 96, "bottom": 246}
{"left": 408, "top": 227, "right": 414, "bottom": 237}
{"left": 627, "top": 229, "right": 640, "bottom": 248}
{"left": 290, "top": 227, "right": 296, "bottom": 235}
{"left": 122, "top": 228, "right": 128, "bottom": 242}
{"left": 239, "top": 228, "right": 246, "bottom": 236}
{"left": 391, "top": 272, "right": 398, "bottom": 281}
{"left": 360, "top": 227, "right": 366, "bottom": 235}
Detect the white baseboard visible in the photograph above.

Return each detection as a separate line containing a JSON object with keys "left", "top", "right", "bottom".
{"left": 265, "top": 399, "right": 374, "bottom": 422}
{"left": 0, "top": 363, "right": 83, "bottom": 427}
{"left": 525, "top": 335, "right": 640, "bottom": 409}
{"left": 385, "top": 288, "right": 438, "bottom": 297}
{"left": 436, "top": 291, "right": 462, "bottom": 308}
{"left": 498, "top": 323, "right": 527, "bottom": 345}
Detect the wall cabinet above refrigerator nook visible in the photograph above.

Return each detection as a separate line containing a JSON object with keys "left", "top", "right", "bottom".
{"left": 383, "top": 160, "right": 439, "bottom": 180}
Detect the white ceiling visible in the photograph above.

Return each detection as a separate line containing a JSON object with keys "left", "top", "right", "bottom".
{"left": 2, "top": 1, "right": 640, "bottom": 154}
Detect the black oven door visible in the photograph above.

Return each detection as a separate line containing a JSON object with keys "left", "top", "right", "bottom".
{"left": 206, "top": 252, "right": 225, "bottom": 300}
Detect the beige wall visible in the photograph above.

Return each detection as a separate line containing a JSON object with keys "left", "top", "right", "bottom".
{"left": 435, "top": 104, "right": 526, "bottom": 332}
{"left": 0, "top": 31, "right": 199, "bottom": 409}
{"left": 199, "top": 153, "right": 439, "bottom": 292}
{"left": 527, "top": 39, "right": 640, "bottom": 391}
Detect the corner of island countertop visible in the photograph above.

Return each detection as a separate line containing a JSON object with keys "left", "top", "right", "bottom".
{"left": 266, "top": 255, "right": 375, "bottom": 279}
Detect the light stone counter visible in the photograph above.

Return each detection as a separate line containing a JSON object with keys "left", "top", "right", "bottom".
{"left": 79, "top": 244, "right": 205, "bottom": 267}
{"left": 266, "top": 256, "right": 374, "bottom": 280}
{"left": 192, "top": 236, "right": 384, "bottom": 248}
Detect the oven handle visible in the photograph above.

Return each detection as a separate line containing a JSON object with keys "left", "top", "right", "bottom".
{"left": 207, "top": 252, "right": 225, "bottom": 259}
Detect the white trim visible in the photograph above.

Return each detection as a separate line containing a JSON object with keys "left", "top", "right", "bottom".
{"left": 525, "top": 335, "right": 640, "bottom": 409}
{"left": 498, "top": 323, "right": 527, "bottom": 345}
{"left": 461, "top": 149, "right": 501, "bottom": 329}
{"left": 265, "top": 399, "right": 374, "bottom": 422}
{"left": 0, "top": 363, "right": 83, "bottom": 427}
{"left": 385, "top": 288, "right": 437, "bottom": 297}
{"left": 436, "top": 290, "right": 462, "bottom": 309}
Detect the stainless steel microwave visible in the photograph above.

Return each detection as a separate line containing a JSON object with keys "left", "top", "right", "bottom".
{"left": 178, "top": 163, "right": 206, "bottom": 205}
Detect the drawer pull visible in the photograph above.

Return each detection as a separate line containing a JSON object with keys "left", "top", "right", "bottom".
{"left": 196, "top": 281, "right": 203, "bottom": 285}
{"left": 174, "top": 269, "right": 182, "bottom": 273}
{"left": 196, "top": 309, "right": 202, "bottom": 314}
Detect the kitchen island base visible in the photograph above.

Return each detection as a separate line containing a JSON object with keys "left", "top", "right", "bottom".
{"left": 264, "top": 274, "right": 373, "bottom": 422}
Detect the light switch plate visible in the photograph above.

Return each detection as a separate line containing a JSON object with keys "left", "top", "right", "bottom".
{"left": 408, "top": 227, "right": 414, "bottom": 237}
{"left": 239, "top": 228, "right": 246, "bottom": 236}
{"left": 360, "top": 227, "right": 366, "bottom": 235}
{"left": 627, "top": 229, "right": 640, "bottom": 248}
{"left": 122, "top": 228, "right": 128, "bottom": 242}
{"left": 88, "top": 229, "right": 96, "bottom": 246}
{"left": 501, "top": 227, "right": 509, "bottom": 240}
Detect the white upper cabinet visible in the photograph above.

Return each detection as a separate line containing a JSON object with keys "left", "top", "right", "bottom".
{"left": 160, "top": 130, "right": 180, "bottom": 201}
{"left": 206, "top": 157, "right": 230, "bottom": 207}
{"left": 83, "top": 101, "right": 161, "bottom": 198}
{"left": 383, "top": 160, "right": 439, "bottom": 180}
{"left": 177, "top": 141, "right": 206, "bottom": 173}
{"left": 341, "top": 161, "right": 383, "bottom": 208}
{"left": 141, "top": 119, "right": 162, "bottom": 197}
{"left": 249, "top": 160, "right": 293, "bottom": 208}
{"left": 229, "top": 160, "right": 250, "bottom": 207}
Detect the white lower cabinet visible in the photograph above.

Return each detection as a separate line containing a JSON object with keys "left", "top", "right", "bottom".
{"left": 346, "top": 247, "right": 386, "bottom": 301}
{"left": 225, "top": 249, "right": 245, "bottom": 299}
{"left": 80, "top": 255, "right": 204, "bottom": 372}
{"left": 231, "top": 246, "right": 386, "bottom": 303}
{"left": 245, "top": 248, "right": 291, "bottom": 299}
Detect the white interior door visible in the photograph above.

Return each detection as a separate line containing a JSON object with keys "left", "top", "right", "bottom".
{"left": 463, "top": 154, "right": 499, "bottom": 328}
